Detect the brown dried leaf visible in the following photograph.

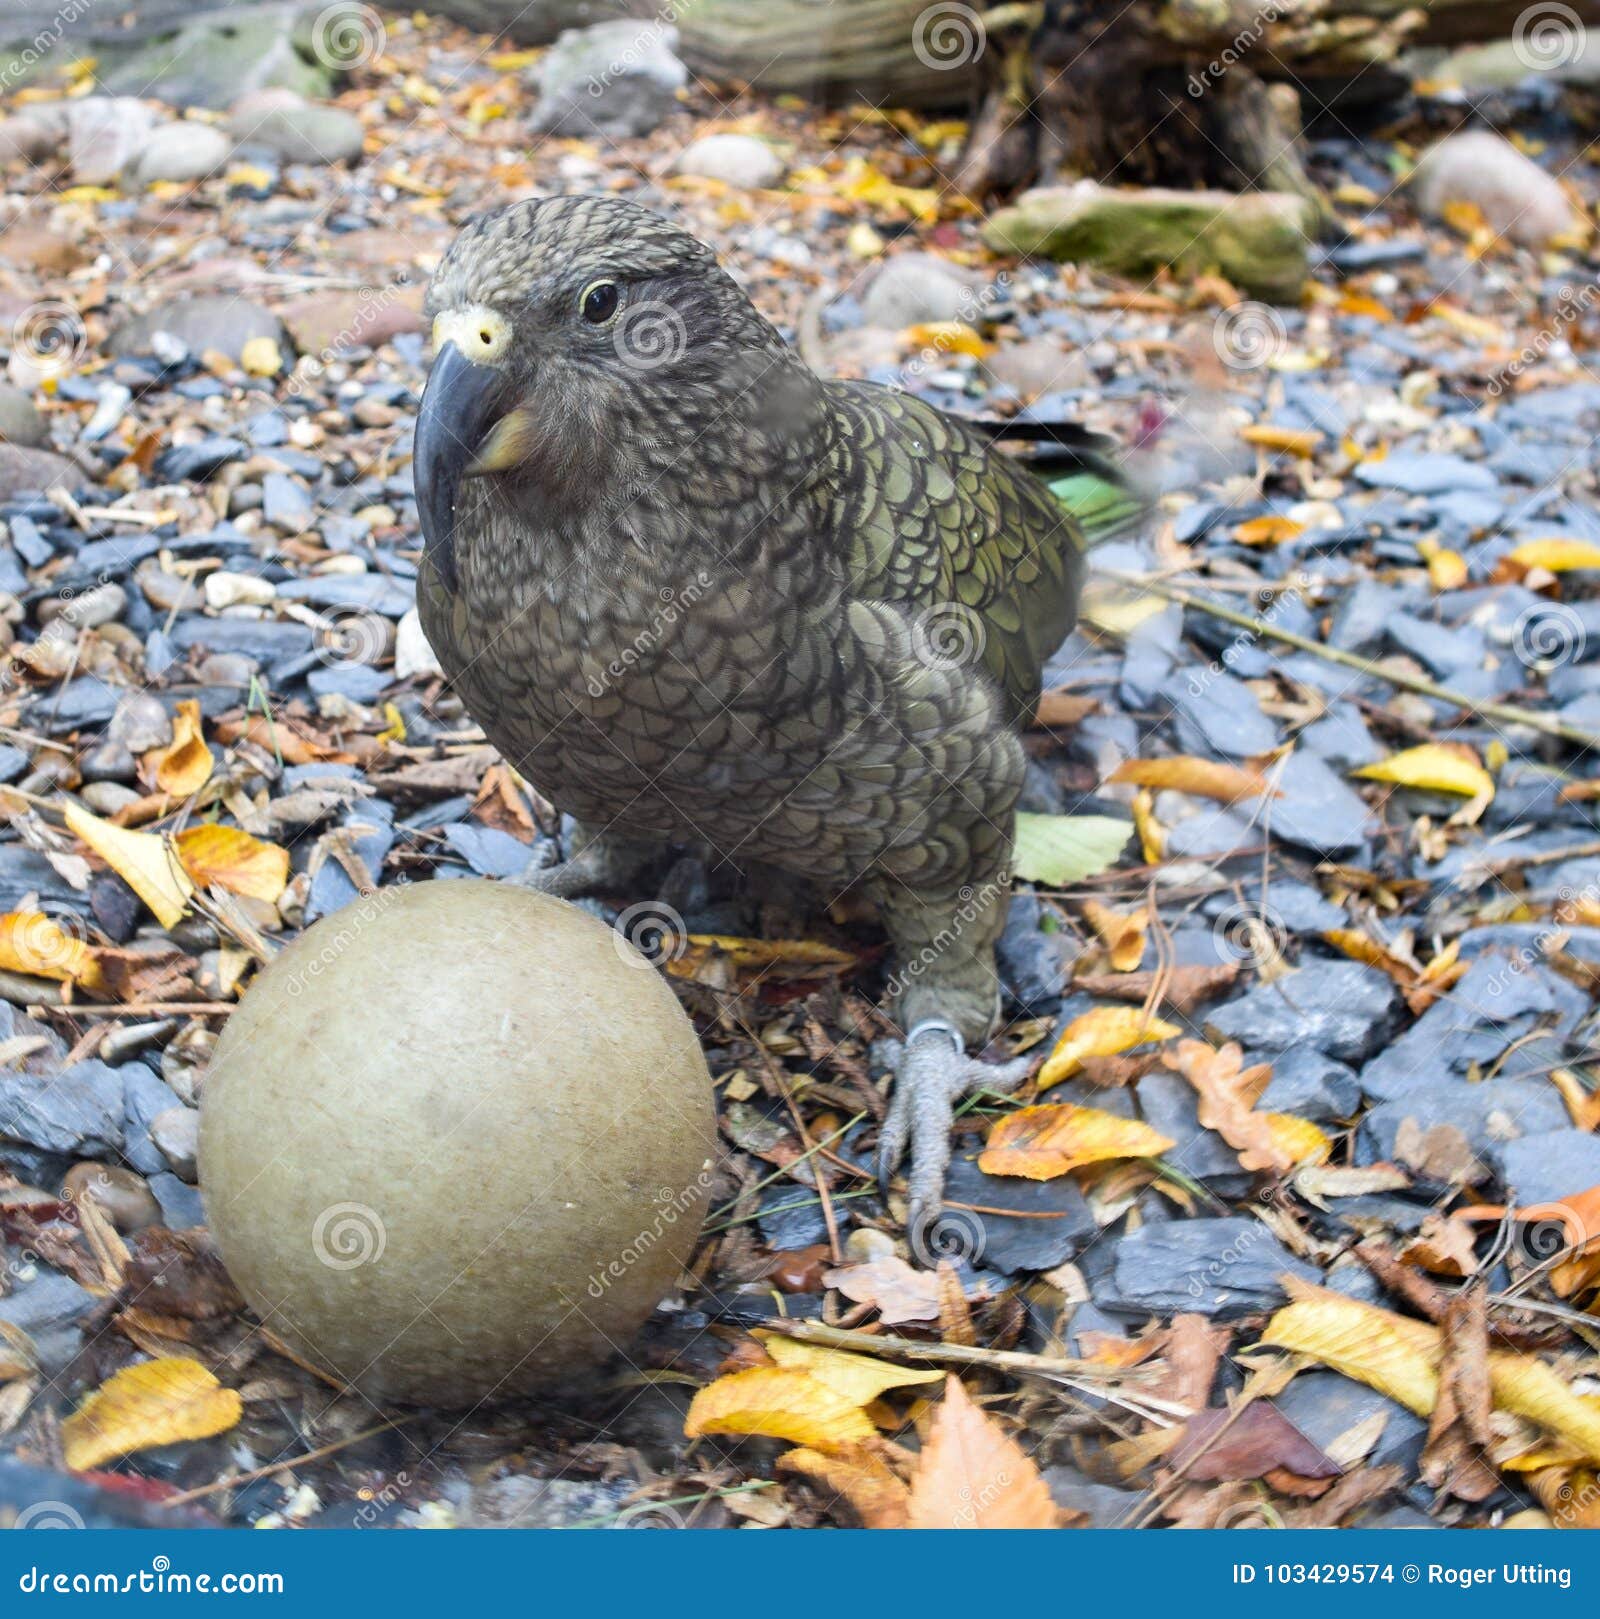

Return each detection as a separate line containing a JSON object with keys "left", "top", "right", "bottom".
{"left": 1072, "top": 962, "right": 1241, "bottom": 1016}
{"left": 1171, "top": 1401, "right": 1342, "bottom": 1482}
{"left": 1420, "top": 1284, "right": 1499, "bottom": 1501}
{"left": 904, "top": 1376, "right": 1059, "bottom": 1529}
{"left": 822, "top": 1256, "right": 941, "bottom": 1324}
{"left": 778, "top": 1443, "right": 910, "bottom": 1528}
{"left": 1164, "top": 1040, "right": 1329, "bottom": 1174}
{"left": 1108, "top": 756, "right": 1278, "bottom": 804}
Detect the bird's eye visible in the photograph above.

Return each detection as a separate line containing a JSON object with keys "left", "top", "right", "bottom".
{"left": 580, "top": 280, "right": 619, "bottom": 324}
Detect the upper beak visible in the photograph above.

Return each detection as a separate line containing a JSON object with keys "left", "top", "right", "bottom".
{"left": 414, "top": 340, "right": 509, "bottom": 594}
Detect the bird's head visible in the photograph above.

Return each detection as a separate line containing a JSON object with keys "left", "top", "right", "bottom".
{"left": 414, "top": 194, "right": 788, "bottom": 591}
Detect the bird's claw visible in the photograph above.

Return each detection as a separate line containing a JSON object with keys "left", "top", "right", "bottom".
{"left": 876, "top": 1020, "right": 1031, "bottom": 1256}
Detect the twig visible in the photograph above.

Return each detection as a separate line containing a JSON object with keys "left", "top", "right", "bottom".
{"left": 157, "top": 1417, "right": 415, "bottom": 1508}
{"left": 1109, "top": 573, "right": 1600, "bottom": 751}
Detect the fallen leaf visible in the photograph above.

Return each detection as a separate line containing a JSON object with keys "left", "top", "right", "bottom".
{"left": 1165, "top": 1040, "right": 1329, "bottom": 1173}
{"left": 1354, "top": 744, "right": 1494, "bottom": 824}
{"left": 1171, "top": 1401, "right": 1341, "bottom": 1482}
{"left": 64, "top": 805, "right": 193, "bottom": 930}
{"left": 979, "top": 1103, "right": 1175, "bottom": 1180}
{"left": 1011, "top": 813, "right": 1132, "bottom": 886}
{"left": 904, "top": 1376, "right": 1059, "bottom": 1528}
{"left": 901, "top": 321, "right": 989, "bottom": 358}
{"left": 1530, "top": 1466, "right": 1600, "bottom": 1528}
{"left": 1081, "top": 899, "right": 1146, "bottom": 971}
{"left": 755, "top": 1334, "right": 943, "bottom": 1405}
{"left": 1506, "top": 539, "right": 1600, "bottom": 573}
{"left": 1419, "top": 1284, "right": 1499, "bottom": 1501}
{"left": 1071, "top": 962, "right": 1241, "bottom": 1015}
{"left": 1038, "top": 1005, "right": 1180, "bottom": 1090}
{"left": 173, "top": 825, "right": 289, "bottom": 904}
{"left": 0, "top": 911, "right": 103, "bottom": 992}
{"left": 822, "top": 1256, "right": 941, "bottom": 1324}
{"left": 778, "top": 1444, "right": 909, "bottom": 1527}
{"left": 1241, "top": 424, "right": 1321, "bottom": 458}
{"left": 1108, "top": 756, "right": 1277, "bottom": 805}
{"left": 143, "top": 700, "right": 213, "bottom": 798}
{"left": 1032, "top": 690, "right": 1099, "bottom": 729}
{"left": 61, "top": 1358, "right": 241, "bottom": 1472}
{"left": 684, "top": 1367, "right": 877, "bottom": 1453}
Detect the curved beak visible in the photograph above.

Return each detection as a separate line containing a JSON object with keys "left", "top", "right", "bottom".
{"left": 414, "top": 341, "right": 509, "bottom": 594}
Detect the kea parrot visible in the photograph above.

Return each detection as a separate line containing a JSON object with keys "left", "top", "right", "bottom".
{"left": 411, "top": 195, "right": 1142, "bottom": 1242}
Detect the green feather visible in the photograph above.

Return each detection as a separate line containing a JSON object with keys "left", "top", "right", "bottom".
{"left": 1048, "top": 469, "right": 1148, "bottom": 548}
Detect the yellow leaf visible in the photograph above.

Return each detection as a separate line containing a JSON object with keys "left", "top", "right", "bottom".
{"left": 1081, "top": 899, "right": 1146, "bottom": 971}
{"left": 979, "top": 1103, "right": 1175, "bottom": 1180}
{"left": 1038, "top": 1006, "right": 1180, "bottom": 1091}
{"left": 144, "top": 699, "right": 213, "bottom": 797}
{"left": 1507, "top": 539, "right": 1600, "bottom": 573}
{"left": 901, "top": 321, "right": 989, "bottom": 358}
{"left": 1131, "top": 788, "right": 1164, "bottom": 863}
{"left": 239, "top": 336, "right": 282, "bottom": 378}
{"left": 1109, "top": 756, "right": 1277, "bottom": 805}
{"left": 0, "top": 911, "right": 103, "bottom": 991}
{"left": 683, "top": 936, "right": 854, "bottom": 969}
{"left": 487, "top": 48, "right": 544, "bottom": 70}
{"left": 1354, "top": 744, "right": 1494, "bottom": 801}
{"left": 756, "top": 1334, "right": 943, "bottom": 1405}
{"left": 57, "top": 185, "right": 119, "bottom": 204}
{"left": 61, "top": 1357, "right": 241, "bottom": 1472}
{"left": 173, "top": 825, "right": 289, "bottom": 904}
{"left": 1417, "top": 538, "right": 1468, "bottom": 591}
{"left": 1264, "top": 1113, "right": 1333, "bottom": 1168}
{"left": 684, "top": 1367, "right": 877, "bottom": 1453}
{"left": 64, "top": 804, "right": 193, "bottom": 929}
{"left": 1240, "top": 425, "right": 1321, "bottom": 458}
{"left": 904, "top": 1376, "right": 1059, "bottom": 1528}
{"left": 1262, "top": 1282, "right": 1600, "bottom": 1464}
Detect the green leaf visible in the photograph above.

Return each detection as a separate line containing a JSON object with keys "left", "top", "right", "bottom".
{"left": 1011, "top": 814, "right": 1132, "bottom": 886}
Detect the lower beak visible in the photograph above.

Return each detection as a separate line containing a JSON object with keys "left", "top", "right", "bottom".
{"left": 414, "top": 341, "right": 508, "bottom": 594}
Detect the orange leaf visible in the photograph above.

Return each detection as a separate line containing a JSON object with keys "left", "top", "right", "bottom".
{"left": 1240, "top": 425, "right": 1322, "bottom": 458}
{"left": 778, "top": 1444, "right": 910, "bottom": 1528}
{"left": 1165, "top": 1039, "right": 1328, "bottom": 1173}
{"left": 1081, "top": 899, "right": 1146, "bottom": 972}
{"left": 904, "top": 1376, "right": 1059, "bottom": 1528}
{"left": 684, "top": 1367, "right": 876, "bottom": 1453}
{"left": 173, "top": 825, "right": 290, "bottom": 904}
{"left": 979, "top": 1103, "right": 1175, "bottom": 1181}
{"left": 1234, "top": 515, "right": 1306, "bottom": 546}
{"left": 61, "top": 1357, "right": 241, "bottom": 1472}
{"left": 1108, "top": 756, "right": 1278, "bottom": 805}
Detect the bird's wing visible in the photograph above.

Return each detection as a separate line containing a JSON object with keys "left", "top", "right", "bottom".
{"left": 825, "top": 381, "right": 1096, "bottom": 726}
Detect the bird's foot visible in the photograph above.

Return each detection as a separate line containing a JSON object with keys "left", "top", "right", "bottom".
{"left": 876, "top": 1019, "right": 1031, "bottom": 1257}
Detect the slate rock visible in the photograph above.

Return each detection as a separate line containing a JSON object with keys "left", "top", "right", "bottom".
{"left": 121, "top": 1062, "right": 185, "bottom": 1177}
{"left": 1353, "top": 451, "right": 1497, "bottom": 496}
{"left": 1491, "top": 1130, "right": 1600, "bottom": 1206}
{"left": 0, "top": 444, "right": 78, "bottom": 501}
{"left": 1205, "top": 961, "right": 1400, "bottom": 1064}
{"left": 1266, "top": 750, "right": 1377, "bottom": 856}
{"left": 1135, "top": 1070, "right": 1252, "bottom": 1194}
{"left": 996, "top": 890, "right": 1065, "bottom": 1017}
{"left": 941, "top": 1151, "right": 1095, "bottom": 1274}
{"left": 0, "top": 383, "right": 49, "bottom": 449}
{"left": 443, "top": 822, "right": 534, "bottom": 880}
{"left": 673, "top": 133, "right": 783, "bottom": 188}
{"left": 1162, "top": 669, "right": 1278, "bottom": 758}
{"left": 1357, "top": 1080, "right": 1571, "bottom": 1181}
{"left": 755, "top": 1183, "right": 829, "bottom": 1250}
{"left": 129, "top": 121, "right": 231, "bottom": 186}
{"left": 1257, "top": 1049, "right": 1362, "bottom": 1122}
{"left": 150, "top": 1171, "right": 205, "bottom": 1229}
{"left": 861, "top": 252, "right": 986, "bottom": 330}
{"left": 1100, "top": 1217, "right": 1320, "bottom": 1319}
{"left": 1044, "top": 1469, "right": 1140, "bottom": 1528}
{"left": 0, "top": 1060, "right": 123, "bottom": 1156}
{"left": 228, "top": 92, "right": 364, "bottom": 166}
{"left": 1273, "top": 1371, "right": 1428, "bottom": 1475}
{"left": 0, "top": 1265, "right": 92, "bottom": 1376}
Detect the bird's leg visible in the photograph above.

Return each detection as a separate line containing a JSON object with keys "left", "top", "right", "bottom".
{"left": 872, "top": 873, "right": 1030, "bottom": 1249}
{"left": 509, "top": 820, "right": 663, "bottom": 899}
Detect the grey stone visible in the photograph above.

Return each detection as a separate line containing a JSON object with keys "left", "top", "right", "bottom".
{"left": 1044, "top": 1468, "right": 1140, "bottom": 1528}
{"left": 942, "top": 1150, "right": 1095, "bottom": 1274}
{"left": 1162, "top": 669, "right": 1279, "bottom": 758}
{"left": 1205, "top": 962, "right": 1400, "bottom": 1064}
{"left": 1411, "top": 130, "right": 1579, "bottom": 250}
{"left": 1267, "top": 750, "right": 1377, "bottom": 856}
{"left": 129, "top": 121, "right": 231, "bottom": 185}
{"left": 151, "top": 1171, "right": 205, "bottom": 1228}
{"left": 1136, "top": 1070, "right": 1251, "bottom": 1194}
{"left": 1258, "top": 1049, "right": 1362, "bottom": 1122}
{"left": 0, "top": 444, "right": 77, "bottom": 501}
{"left": 0, "top": 1266, "right": 92, "bottom": 1376}
{"left": 150, "top": 1106, "right": 199, "bottom": 1182}
{"left": 996, "top": 890, "right": 1065, "bottom": 1017}
{"left": 64, "top": 97, "right": 157, "bottom": 184}
{"left": 1274, "top": 1371, "right": 1428, "bottom": 1475}
{"left": 110, "top": 296, "right": 287, "bottom": 365}
{"left": 121, "top": 1063, "right": 185, "bottom": 1177}
{"left": 443, "top": 823, "right": 534, "bottom": 879}
{"left": 530, "top": 20, "right": 687, "bottom": 140}
{"left": 861, "top": 252, "right": 986, "bottom": 330}
{"left": 228, "top": 94, "right": 364, "bottom": 166}
{"left": 1100, "top": 1217, "right": 1320, "bottom": 1319}
{"left": 1491, "top": 1131, "right": 1600, "bottom": 1206}
{"left": 1357, "top": 1081, "right": 1571, "bottom": 1180}
{"left": 673, "top": 133, "right": 783, "bottom": 189}
{"left": 1353, "top": 451, "right": 1497, "bottom": 496}
{"left": 0, "top": 1060, "right": 124, "bottom": 1156}
{"left": 0, "top": 384, "right": 49, "bottom": 449}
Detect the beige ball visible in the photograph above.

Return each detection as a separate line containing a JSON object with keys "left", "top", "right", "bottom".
{"left": 198, "top": 879, "right": 715, "bottom": 1405}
